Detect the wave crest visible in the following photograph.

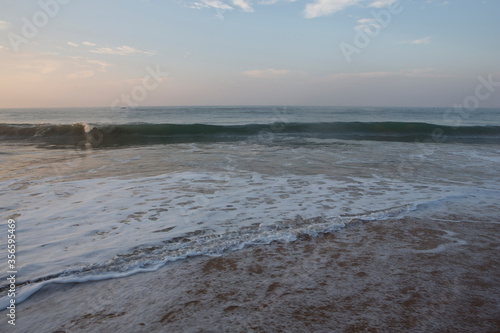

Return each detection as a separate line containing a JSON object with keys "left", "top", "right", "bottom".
{"left": 1, "top": 122, "right": 499, "bottom": 146}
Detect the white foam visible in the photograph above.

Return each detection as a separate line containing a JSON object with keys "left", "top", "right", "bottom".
{"left": 0, "top": 170, "right": 494, "bottom": 308}
{"left": 81, "top": 122, "right": 94, "bottom": 133}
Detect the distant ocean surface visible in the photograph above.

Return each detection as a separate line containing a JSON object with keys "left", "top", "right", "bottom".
{"left": 1, "top": 106, "right": 500, "bottom": 309}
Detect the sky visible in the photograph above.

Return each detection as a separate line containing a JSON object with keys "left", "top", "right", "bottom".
{"left": 0, "top": 0, "right": 499, "bottom": 108}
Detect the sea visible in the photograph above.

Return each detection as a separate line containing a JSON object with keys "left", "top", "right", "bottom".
{"left": 1, "top": 106, "right": 500, "bottom": 312}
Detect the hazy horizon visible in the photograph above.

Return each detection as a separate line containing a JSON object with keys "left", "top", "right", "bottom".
{"left": 4, "top": 104, "right": 500, "bottom": 110}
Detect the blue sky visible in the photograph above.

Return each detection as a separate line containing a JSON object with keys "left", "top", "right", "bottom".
{"left": 0, "top": 0, "right": 499, "bottom": 107}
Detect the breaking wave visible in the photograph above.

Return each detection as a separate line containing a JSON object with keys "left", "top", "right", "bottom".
{"left": 1, "top": 122, "right": 499, "bottom": 147}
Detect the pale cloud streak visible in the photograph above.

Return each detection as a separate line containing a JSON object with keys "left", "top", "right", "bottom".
{"left": 257, "top": 0, "right": 297, "bottom": 4}
{"left": 233, "top": 0, "right": 254, "bottom": 12}
{"left": 189, "top": 0, "right": 296, "bottom": 12}
{"left": 426, "top": 0, "right": 449, "bottom": 6}
{"left": 369, "top": 0, "right": 396, "bottom": 8}
{"left": 400, "top": 36, "right": 433, "bottom": 45}
{"left": 68, "top": 41, "right": 97, "bottom": 47}
{"left": 90, "top": 45, "right": 156, "bottom": 56}
{"left": 1, "top": 50, "right": 114, "bottom": 83}
{"left": 410, "top": 36, "right": 432, "bottom": 45}
{"left": 0, "top": 20, "right": 10, "bottom": 30}
{"left": 257, "top": 0, "right": 297, "bottom": 5}
{"left": 190, "top": 0, "right": 233, "bottom": 10}
{"left": 66, "top": 41, "right": 156, "bottom": 55}
{"left": 303, "top": 0, "right": 397, "bottom": 18}
{"left": 304, "top": 0, "right": 363, "bottom": 19}
{"left": 355, "top": 18, "right": 377, "bottom": 31}
{"left": 242, "top": 68, "right": 291, "bottom": 77}
{"left": 86, "top": 59, "right": 113, "bottom": 72}
{"left": 188, "top": 0, "right": 391, "bottom": 17}
{"left": 68, "top": 71, "right": 95, "bottom": 79}
{"left": 326, "top": 69, "right": 449, "bottom": 80}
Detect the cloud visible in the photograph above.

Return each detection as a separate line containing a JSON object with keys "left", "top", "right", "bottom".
{"left": 411, "top": 36, "right": 432, "bottom": 45}
{"left": 426, "top": 0, "right": 449, "bottom": 6}
{"left": 68, "top": 41, "right": 98, "bottom": 47}
{"left": 0, "top": 20, "right": 10, "bottom": 30}
{"left": 411, "top": 37, "right": 432, "bottom": 45}
{"left": 304, "top": 0, "right": 363, "bottom": 18}
{"left": 190, "top": 0, "right": 296, "bottom": 12}
{"left": 66, "top": 41, "right": 155, "bottom": 56}
{"left": 369, "top": 0, "right": 396, "bottom": 8}
{"left": 242, "top": 68, "right": 291, "bottom": 78}
{"left": 90, "top": 47, "right": 122, "bottom": 55}
{"left": 86, "top": 59, "right": 113, "bottom": 72}
{"left": 233, "top": 0, "right": 254, "bottom": 11}
{"left": 190, "top": 0, "right": 233, "bottom": 10}
{"left": 400, "top": 36, "right": 432, "bottom": 45}
{"left": 326, "top": 69, "right": 449, "bottom": 80}
{"left": 355, "top": 18, "right": 378, "bottom": 31}
{"left": 67, "top": 56, "right": 113, "bottom": 72}
{"left": 257, "top": 0, "right": 297, "bottom": 4}
{"left": 90, "top": 45, "right": 156, "bottom": 56}
{"left": 188, "top": 0, "right": 396, "bottom": 18}
{"left": 303, "top": 0, "right": 398, "bottom": 18}
{"left": 68, "top": 71, "right": 95, "bottom": 79}
{"left": 327, "top": 71, "right": 394, "bottom": 79}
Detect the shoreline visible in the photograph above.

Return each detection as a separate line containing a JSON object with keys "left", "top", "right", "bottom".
{"left": 2, "top": 216, "right": 500, "bottom": 332}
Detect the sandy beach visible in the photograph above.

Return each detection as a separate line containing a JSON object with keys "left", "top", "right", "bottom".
{"left": 3, "top": 215, "right": 499, "bottom": 332}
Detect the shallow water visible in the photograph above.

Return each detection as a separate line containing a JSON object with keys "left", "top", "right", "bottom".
{"left": 1, "top": 106, "right": 499, "bottom": 312}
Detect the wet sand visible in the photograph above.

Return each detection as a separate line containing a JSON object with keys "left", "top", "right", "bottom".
{"left": 3, "top": 216, "right": 500, "bottom": 332}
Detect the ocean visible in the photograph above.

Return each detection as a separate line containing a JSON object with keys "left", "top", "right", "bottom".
{"left": 1, "top": 106, "right": 500, "bottom": 331}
